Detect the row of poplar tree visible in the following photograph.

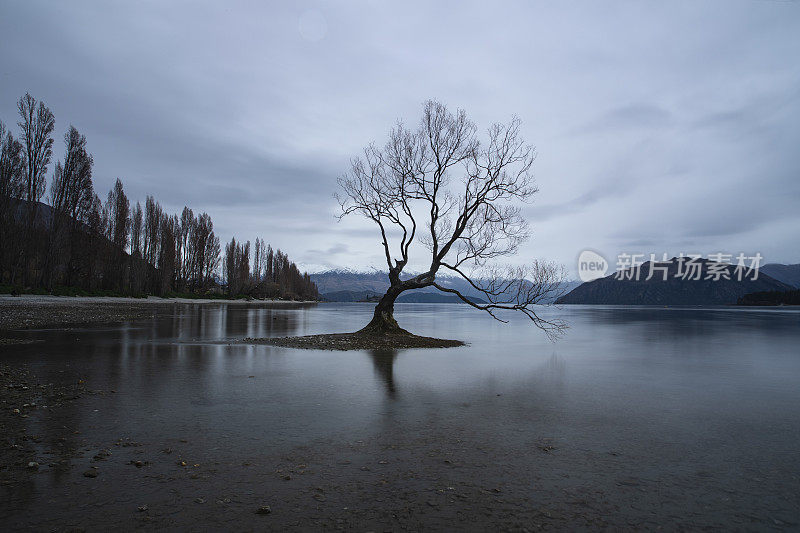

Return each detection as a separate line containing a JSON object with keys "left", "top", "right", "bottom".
{"left": 0, "top": 93, "right": 318, "bottom": 300}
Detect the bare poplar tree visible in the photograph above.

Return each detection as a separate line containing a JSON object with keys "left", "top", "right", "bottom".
{"left": 0, "top": 121, "right": 25, "bottom": 278}
{"left": 225, "top": 237, "right": 238, "bottom": 295}
{"left": 0, "top": 120, "right": 24, "bottom": 200}
{"left": 106, "top": 178, "right": 130, "bottom": 251}
{"left": 337, "top": 100, "right": 566, "bottom": 336}
{"left": 192, "top": 212, "right": 213, "bottom": 287}
{"left": 16, "top": 94, "right": 55, "bottom": 282}
{"left": 130, "top": 202, "right": 143, "bottom": 257}
{"left": 265, "top": 244, "right": 274, "bottom": 282}
{"left": 178, "top": 206, "right": 194, "bottom": 286}
{"left": 143, "top": 196, "right": 161, "bottom": 266}
{"left": 240, "top": 240, "right": 251, "bottom": 292}
{"left": 203, "top": 232, "right": 220, "bottom": 286}
{"left": 49, "top": 126, "right": 94, "bottom": 222}
{"left": 157, "top": 213, "right": 177, "bottom": 293}
{"left": 17, "top": 93, "right": 55, "bottom": 207}
{"left": 87, "top": 193, "right": 104, "bottom": 235}
{"left": 48, "top": 126, "right": 94, "bottom": 286}
{"left": 129, "top": 201, "right": 144, "bottom": 292}
{"left": 253, "top": 237, "right": 262, "bottom": 282}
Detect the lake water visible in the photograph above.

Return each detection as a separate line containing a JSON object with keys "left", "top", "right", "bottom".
{"left": 3, "top": 302, "right": 800, "bottom": 530}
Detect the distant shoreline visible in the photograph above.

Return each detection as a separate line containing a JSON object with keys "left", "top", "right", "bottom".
{"left": 0, "top": 295, "right": 317, "bottom": 336}
{"left": 0, "top": 294, "right": 319, "bottom": 306}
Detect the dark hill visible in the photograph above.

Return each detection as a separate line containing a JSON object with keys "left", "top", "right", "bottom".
{"left": 760, "top": 264, "right": 800, "bottom": 288}
{"left": 737, "top": 289, "right": 800, "bottom": 306}
{"left": 557, "top": 258, "right": 793, "bottom": 305}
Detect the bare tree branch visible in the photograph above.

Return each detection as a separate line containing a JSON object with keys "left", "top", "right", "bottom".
{"left": 337, "top": 100, "right": 566, "bottom": 336}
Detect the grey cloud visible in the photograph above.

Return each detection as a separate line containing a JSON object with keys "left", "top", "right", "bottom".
{"left": 576, "top": 103, "right": 673, "bottom": 136}
{"left": 307, "top": 243, "right": 350, "bottom": 256}
{"left": 1, "top": 0, "right": 798, "bottom": 271}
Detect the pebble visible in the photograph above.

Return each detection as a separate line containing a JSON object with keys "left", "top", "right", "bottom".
{"left": 83, "top": 469, "right": 98, "bottom": 478}
{"left": 93, "top": 450, "right": 112, "bottom": 461}
{"left": 27, "top": 461, "right": 39, "bottom": 470}
{"left": 256, "top": 505, "right": 272, "bottom": 515}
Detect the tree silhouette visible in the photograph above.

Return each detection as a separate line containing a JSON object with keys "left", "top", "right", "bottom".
{"left": 338, "top": 100, "right": 565, "bottom": 336}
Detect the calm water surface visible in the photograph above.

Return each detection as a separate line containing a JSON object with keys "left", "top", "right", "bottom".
{"left": 3, "top": 302, "right": 800, "bottom": 529}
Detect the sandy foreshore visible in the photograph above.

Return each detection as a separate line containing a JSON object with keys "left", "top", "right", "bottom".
{"left": 0, "top": 295, "right": 317, "bottom": 333}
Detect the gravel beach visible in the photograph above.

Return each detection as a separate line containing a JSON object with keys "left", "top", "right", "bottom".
{"left": 0, "top": 295, "right": 316, "bottom": 334}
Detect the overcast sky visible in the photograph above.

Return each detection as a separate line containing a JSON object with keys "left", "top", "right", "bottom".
{"left": 1, "top": 1, "right": 798, "bottom": 275}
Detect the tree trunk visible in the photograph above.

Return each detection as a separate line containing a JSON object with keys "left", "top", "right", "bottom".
{"left": 359, "top": 284, "right": 410, "bottom": 335}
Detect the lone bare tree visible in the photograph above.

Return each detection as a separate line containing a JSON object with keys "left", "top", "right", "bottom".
{"left": 337, "top": 100, "right": 566, "bottom": 336}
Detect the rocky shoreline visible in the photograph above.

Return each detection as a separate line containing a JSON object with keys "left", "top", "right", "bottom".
{"left": 237, "top": 332, "right": 466, "bottom": 350}
{"left": 0, "top": 296, "right": 317, "bottom": 339}
{"left": 0, "top": 300, "right": 167, "bottom": 333}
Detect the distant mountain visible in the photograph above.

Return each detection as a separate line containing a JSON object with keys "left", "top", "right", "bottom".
{"left": 557, "top": 258, "right": 793, "bottom": 305}
{"left": 321, "top": 289, "right": 381, "bottom": 302}
{"left": 311, "top": 269, "right": 578, "bottom": 304}
{"left": 311, "top": 269, "right": 395, "bottom": 295}
{"left": 321, "top": 288, "right": 487, "bottom": 304}
{"left": 396, "top": 292, "right": 487, "bottom": 304}
{"left": 761, "top": 264, "right": 800, "bottom": 288}
{"left": 311, "top": 269, "right": 487, "bottom": 299}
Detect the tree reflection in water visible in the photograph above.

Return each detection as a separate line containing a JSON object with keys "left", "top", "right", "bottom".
{"left": 368, "top": 348, "right": 399, "bottom": 399}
